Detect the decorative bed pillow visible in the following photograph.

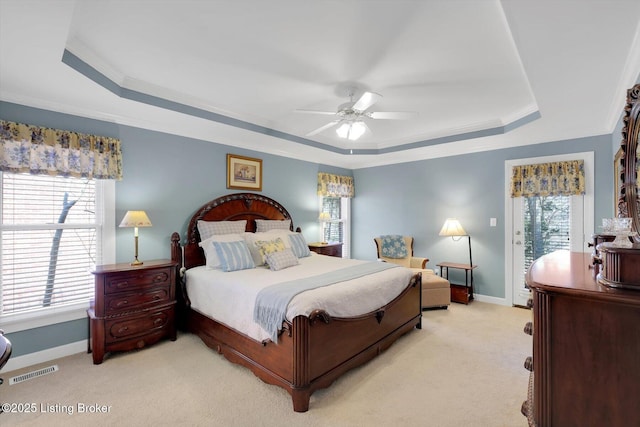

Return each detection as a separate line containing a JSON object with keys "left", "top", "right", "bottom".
{"left": 265, "top": 248, "right": 299, "bottom": 271}
{"left": 212, "top": 240, "right": 255, "bottom": 272}
{"left": 198, "top": 220, "right": 247, "bottom": 241}
{"left": 243, "top": 232, "right": 286, "bottom": 266}
{"left": 254, "top": 237, "right": 286, "bottom": 265}
{"left": 288, "top": 233, "right": 311, "bottom": 258}
{"left": 255, "top": 219, "right": 291, "bottom": 232}
{"left": 380, "top": 235, "right": 408, "bottom": 258}
{"left": 199, "top": 233, "right": 245, "bottom": 269}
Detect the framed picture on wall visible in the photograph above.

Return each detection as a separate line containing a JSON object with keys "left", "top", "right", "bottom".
{"left": 614, "top": 148, "right": 623, "bottom": 214}
{"left": 227, "top": 154, "right": 262, "bottom": 191}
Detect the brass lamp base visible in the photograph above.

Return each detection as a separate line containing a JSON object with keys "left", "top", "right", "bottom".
{"left": 130, "top": 258, "right": 143, "bottom": 266}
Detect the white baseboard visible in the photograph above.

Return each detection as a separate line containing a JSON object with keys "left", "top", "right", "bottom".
{"left": 473, "top": 293, "right": 511, "bottom": 306}
{"left": 2, "top": 340, "right": 87, "bottom": 373}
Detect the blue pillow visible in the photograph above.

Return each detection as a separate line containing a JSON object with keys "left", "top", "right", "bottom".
{"left": 213, "top": 240, "right": 255, "bottom": 272}
{"left": 288, "top": 233, "right": 311, "bottom": 258}
{"left": 380, "top": 235, "right": 408, "bottom": 258}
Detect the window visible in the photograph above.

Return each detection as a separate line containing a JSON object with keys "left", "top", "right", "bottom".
{"left": 522, "top": 195, "right": 572, "bottom": 281}
{"left": 0, "top": 173, "right": 115, "bottom": 330}
{"left": 320, "top": 197, "right": 350, "bottom": 257}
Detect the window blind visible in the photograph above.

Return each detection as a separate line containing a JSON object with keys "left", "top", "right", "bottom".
{"left": 1, "top": 174, "right": 97, "bottom": 315}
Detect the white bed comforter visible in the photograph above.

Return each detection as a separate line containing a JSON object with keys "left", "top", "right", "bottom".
{"left": 185, "top": 253, "right": 414, "bottom": 342}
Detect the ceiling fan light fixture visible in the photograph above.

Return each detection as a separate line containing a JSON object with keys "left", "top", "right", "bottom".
{"left": 336, "top": 122, "right": 350, "bottom": 139}
{"left": 336, "top": 121, "right": 366, "bottom": 141}
{"left": 349, "top": 121, "right": 366, "bottom": 140}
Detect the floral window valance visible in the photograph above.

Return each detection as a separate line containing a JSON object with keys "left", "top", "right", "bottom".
{"left": 317, "top": 173, "right": 354, "bottom": 198}
{"left": 510, "top": 159, "right": 585, "bottom": 198}
{"left": 0, "top": 120, "right": 123, "bottom": 180}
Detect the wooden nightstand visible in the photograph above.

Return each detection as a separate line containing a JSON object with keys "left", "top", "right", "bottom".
{"left": 88, "top": 259, "right": 177, "bottom": 364}
{"left": 308, "top": 242, "right": 343, "bottom": 258}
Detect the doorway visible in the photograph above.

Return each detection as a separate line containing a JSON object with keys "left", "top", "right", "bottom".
{"left": 505, "top": 153, "right": 594, "bottom": 306}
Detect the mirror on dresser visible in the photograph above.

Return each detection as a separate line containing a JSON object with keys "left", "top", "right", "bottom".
{"left": 597, "top": 83, "right": 640, "bottom": 289}
{"left": 617, "top": 83, "right": 640, "bottom": 237}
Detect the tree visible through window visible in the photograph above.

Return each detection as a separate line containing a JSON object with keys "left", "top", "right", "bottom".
{"left": 523, "top": 195, "right": 571, "bottom": 276}
{"left": 1, "top": 174, "right": 99, "bottom": 316}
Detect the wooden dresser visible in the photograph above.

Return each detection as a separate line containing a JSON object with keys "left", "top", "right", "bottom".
{"left": 308, "top": 242, "right": 343, "bottom": 257}
{"left": 88, "top": 259, "right": 177, "bottom": 364}
{"left": 522, "top": 251, "right": 640, "bottom": 427}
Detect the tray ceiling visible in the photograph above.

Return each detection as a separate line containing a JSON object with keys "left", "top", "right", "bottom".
{"left": 1, "top": 1, "right": 639, "bottom": 168}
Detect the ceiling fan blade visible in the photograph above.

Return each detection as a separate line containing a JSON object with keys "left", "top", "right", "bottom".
{"left": 294, "top": 109, "right": 337, "bottom": 116}
{"left": 352, "top": 91, "right": 382, "bottom": 111}
{"left": 368, "top": 111, "right": 418, "bottom": 120}
{"left": 306, "top": 120, "right": 340, "bottom": 137}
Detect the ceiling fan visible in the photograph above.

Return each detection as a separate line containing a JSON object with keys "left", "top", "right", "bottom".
{"left": 295, "top": 91, "right": 417, "bottom": 140}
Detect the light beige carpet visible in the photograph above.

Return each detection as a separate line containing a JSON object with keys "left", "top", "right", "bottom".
{"left": 1, "top": 302, "right": 531, "bottom": 427}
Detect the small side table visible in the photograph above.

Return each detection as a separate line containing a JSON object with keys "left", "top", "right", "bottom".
{"left": 437, "top": 262, "right": 478, "bottom": 304}
{"left": 308, "top": 242, "right": 343, "bottom": 258}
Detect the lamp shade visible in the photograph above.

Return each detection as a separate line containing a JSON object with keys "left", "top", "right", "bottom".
{"left": 439, "top": 218, "right": 467, "bottom": 236}
{"left": 119, "top": 211, "right": 152, "bottom": 228}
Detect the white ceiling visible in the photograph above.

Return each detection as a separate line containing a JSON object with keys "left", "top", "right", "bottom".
{"left": 1, "top": 0, "right": 640, "bottom": 169}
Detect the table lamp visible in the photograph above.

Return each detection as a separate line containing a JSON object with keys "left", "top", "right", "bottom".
{"left": 119, "top": 210, "right": 152, "bottom": 265}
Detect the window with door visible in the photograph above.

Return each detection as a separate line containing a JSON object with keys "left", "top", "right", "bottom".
{"left": 506, "top": 153, "right": 593, "bottom": 306}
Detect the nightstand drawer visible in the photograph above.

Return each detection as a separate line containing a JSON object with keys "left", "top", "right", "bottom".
{"left": 104, "top": 267, "right": 172, "bottom": 294}
{"left": 104, "top": 286, "right": 171, "bottom": 314}
{"left": 105, "top": 306, "right": 174, "bottom": 343}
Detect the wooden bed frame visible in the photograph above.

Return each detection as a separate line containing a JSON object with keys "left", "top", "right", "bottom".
{"left": 170, "top": 192, "right": 422, "bottom": 412}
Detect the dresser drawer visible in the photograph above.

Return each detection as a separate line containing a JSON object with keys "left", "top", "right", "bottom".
{"left": 105, "top": 306, "right": 174, "bottom": 343}
{"left": 103, "top": 267, "right": 172, "bottom": 294}
{"left": 104, "top": 285, "right": 171, "bottom": 314}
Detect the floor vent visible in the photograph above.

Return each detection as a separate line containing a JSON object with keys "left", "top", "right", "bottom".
{"left": 9, "top": 365, "right": 59, "bottom": 385}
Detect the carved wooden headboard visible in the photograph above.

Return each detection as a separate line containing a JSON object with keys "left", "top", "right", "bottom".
{"left": 171, "top": 193, "right": 296, "bottom": 270}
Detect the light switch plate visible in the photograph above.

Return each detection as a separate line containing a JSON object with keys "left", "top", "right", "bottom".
{"left": 490, "top": 218, "right": 497, "bottom": 227}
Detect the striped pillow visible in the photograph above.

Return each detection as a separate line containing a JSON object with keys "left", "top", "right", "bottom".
{"left": 212, "top": 240, "right": 255, "bottom": 272}
{"left": 288, "top": 233, "right": 311, "bottom": 258}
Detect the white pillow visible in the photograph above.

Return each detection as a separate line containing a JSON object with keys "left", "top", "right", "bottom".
{"left": 199, "top": 233, "right": 244, "bottom": 269}
{"left": 255, "top": 219, "right": 291, "bottom": 232}
{"left": 197, "top": 220, "right": 247, "bottom": 241}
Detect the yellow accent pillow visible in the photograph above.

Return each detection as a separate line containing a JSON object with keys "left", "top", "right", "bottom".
{"left": 255, "top": 238, "right": 286, "bottom": 265}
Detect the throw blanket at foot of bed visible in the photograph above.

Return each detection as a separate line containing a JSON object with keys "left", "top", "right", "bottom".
{"left": 254, "top": 261, "right": 400, "bottom": 342}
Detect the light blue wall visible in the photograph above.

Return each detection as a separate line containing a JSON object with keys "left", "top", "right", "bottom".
{"left": 352, "top": 135, "right": 614, "bottom": 299}
{"left": 0, "top": 101, "right": 349, "bottom": 357}
{"left": 0, "top": 100, "right": 616, "bottom": 359}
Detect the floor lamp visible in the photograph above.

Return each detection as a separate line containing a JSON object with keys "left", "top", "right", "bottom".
{"left": 439, "top": 218, "right": 473, "bottom": 268}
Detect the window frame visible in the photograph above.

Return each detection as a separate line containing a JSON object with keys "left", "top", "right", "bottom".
{"left": 0, "top": 176, "right": 115, "bottom": 333}
{"left": 319, "top": 196, "right": 351, "bottom": 258}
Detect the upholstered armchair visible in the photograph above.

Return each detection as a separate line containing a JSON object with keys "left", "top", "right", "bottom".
{"left": 374, "top": 235, "right": 450, "bottom": 309}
